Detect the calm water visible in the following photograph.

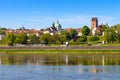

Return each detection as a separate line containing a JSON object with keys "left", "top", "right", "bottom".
{"left": 0, "top": 53, "right": 120, "bottom": 80}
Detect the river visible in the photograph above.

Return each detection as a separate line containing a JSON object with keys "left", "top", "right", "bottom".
{"left": 0, "top": 53, "right": 120, "bottom": 80}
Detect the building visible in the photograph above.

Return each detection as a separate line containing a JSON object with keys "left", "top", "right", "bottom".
{"left": 0, "top": 34, "right": 5, "bottom": 40}
{"left": 66, "top": 28, "right": 72, "bottom": 33}
{"left": 55, "top": 20, "right": 62, "bottom": 32}
{"left": 91, "top": 17, "right": 98, "bottom": 35}
{"left": 6, "top": 29, "right": 41, "bottom": 37}
{"left": 91, "top": 17, "right": 103, "bottom": 36}
{"left": 44, "top": 21, "right": 62, "bottom": 35}
{"left": 76, "top": 28, "right": 82, "bottom": 37}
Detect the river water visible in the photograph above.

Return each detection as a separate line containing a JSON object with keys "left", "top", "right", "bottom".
{"left": 0, "top": 53, "right": 120, "bottom": 80}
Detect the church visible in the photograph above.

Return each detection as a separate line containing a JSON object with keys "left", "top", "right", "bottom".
{"left": 44, "top": 20, "right": 62, "bottom": 35}
{"left": 91, "top": 17, "right": 103, "bottom": 36}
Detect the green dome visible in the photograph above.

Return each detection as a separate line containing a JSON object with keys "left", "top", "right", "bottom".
{"left": 55, "top": 21, "right": 62, "bottom": 31}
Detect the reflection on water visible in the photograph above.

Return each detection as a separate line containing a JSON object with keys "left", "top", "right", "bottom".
{"left": 0, "top": 53, "right": 120, "bottom": 80}
{"left": 0, "top": 53, "right": 120, "bottom": 66}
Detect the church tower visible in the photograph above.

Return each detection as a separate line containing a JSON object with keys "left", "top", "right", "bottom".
{"left": 55, "top": 20, "right": 62, "bottom": 32}
{"left": 91, "top": 17, "right": 98, "bottom": 29}
{"left": 91, "top": 17, "right": 98, "bottom": 35}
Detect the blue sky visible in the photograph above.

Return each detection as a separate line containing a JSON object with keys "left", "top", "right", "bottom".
{"left": 0, "top": 0, "right": 120, "bottom": 29}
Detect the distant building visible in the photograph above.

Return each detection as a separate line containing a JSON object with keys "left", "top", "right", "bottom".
{"left": 55, "top": 20, "right": 62, "bottom": 32}
{"left": 66, "top": 28, "right": 72, "bottom": 33}
{"left": 91, "top": 17, "right": 98, "bottom": 35}
{"left": 0, "top": 34, "right": 5, "bottom": 40}
{"left": 76, "top": 28, "right": 82, "bottom": 37}
{"left": 44, "top": 21, "right": 62, "bottom": 35}
{"left": 6, "top": 29, "right": 41, "bottom": 37}
{"left": 91, "top": 17, "right": 103, "bottom": 36}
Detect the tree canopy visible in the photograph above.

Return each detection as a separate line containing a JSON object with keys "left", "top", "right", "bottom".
{"left": 4, "top": 33, "right": 15, "bottom": 46}
{"left": 82, "top": 26, "right": 90, "bottom": 36}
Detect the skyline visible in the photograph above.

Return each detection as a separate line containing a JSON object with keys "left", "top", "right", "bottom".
{"left": 0, "top": 0, "right": 120, "bottom": 29}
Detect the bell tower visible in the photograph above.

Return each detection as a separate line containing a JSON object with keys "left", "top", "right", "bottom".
{"left": 91, "top": 17, "right": 98, "bottom": 35}
{"left": 91, "top": 17, "right": 98, "bottom": 29}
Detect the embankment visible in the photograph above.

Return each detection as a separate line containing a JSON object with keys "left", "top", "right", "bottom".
{"left": 0, "top": 46, "right": 119, "bottom": 54}
{"left": 0, "top": 46, "right": 120, "bottom": 50}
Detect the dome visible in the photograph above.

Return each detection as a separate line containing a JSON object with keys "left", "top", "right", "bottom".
{"left": 55, "top": 21, "right": 62, "bottom": 31}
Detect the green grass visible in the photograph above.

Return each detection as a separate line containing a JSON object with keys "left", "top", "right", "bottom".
{"left": 0, "top": 49, "right": 120, "bottom": 54}
{"left": 0, "top": 44, "right": 8, "bottom": 46}
{"left": 101, "top": 43, "right": 120, "bottom": 46}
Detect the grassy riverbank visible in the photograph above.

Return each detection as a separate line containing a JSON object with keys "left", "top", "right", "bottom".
{"left": 0, "top": 49, "right": 120, "bottom": 54}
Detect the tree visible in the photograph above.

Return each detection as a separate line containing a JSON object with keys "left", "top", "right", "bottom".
{"left": 51, "top": 34, "right": 60, "bottom": 44}
{"left": 59, "top": 35, "right": 67, "bottom": 44}
{"left": 77, "top": 35, "right": 87, "bottom": 42}
{"left": 115, "top": 24, "right": 120, "bottom": 33}
{"left": 102, "top": 25, "right": 108, "bottom": 32}
{"left": 60, "top": 31, "right": 71, "bottom": 41}
{"left": 4, "top": 33, "right": 15, "bottom": 46}
{"left": 28, "top": 34, "right": 39, "bottom": 44}
{"left": 40, "top": 34, "right": 52, "bottom": 44}
{"left": 15, "top": 33, "right": 28, "bottom": 44}
{"left": 115, "top": 24, "right": 120, "bottom": 43}
{"left": 104, "top": 28, "right": 117, "bottom": 43}
{"left": 0, "top": 29, "right": 6, "bottom": 35}
{"left": 69, "top": 29, "right": 78, "bottom": 41}
{"left": 82, "top": 26, "right": 90, "bottom": 36}
{"left": 89, "top": 36, "right": 100, "bottom": 43}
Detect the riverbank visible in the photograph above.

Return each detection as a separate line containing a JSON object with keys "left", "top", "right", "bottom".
{"left": 0, "top": 50, "right": 120, "bottom": 54}
{"left": 0, "top": 46, "right": 120, "bottom": 50}
{"left": 0, "top": 46, "right": 120, "bottom": 54}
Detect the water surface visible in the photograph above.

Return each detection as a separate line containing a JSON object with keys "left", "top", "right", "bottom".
{"left": 0, "top": 53, "right": 120, "bottom": 80}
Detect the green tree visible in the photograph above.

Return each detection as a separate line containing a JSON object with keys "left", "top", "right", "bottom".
{"left": 28, "top": 34, "right": 39, "bottom": 44}
{"left": 15, "top": 33, "right": 28, "bottom": 44}
{"left": 104, "top": 28, "right": 117, "bottom": 43}
{"left": 115, "top": 24, "right": 120, "bottom": 43}
{"left": 69, "top": 29, "right": 78, "bottom": 41}
{"left": 4, "top": 33, "right": 15, "bottom": 46}
{"left": 51, "top": 34, "right": 60, "bottom": 44}
{"left": 77, "top": 35, "right": 87, "bottom": 42}
{"left": 89, "top": 36, "right": 100, "bottom": 43}
{"left": 60, "top": 31, "right": 71, "bottom": 41}
{"left": 40, "top": 34, "right": 52, "bottom": 44}
{"left": 0, "top": 29, "right": 6, "bottom": 35}
{"left": 102, "top": 25, "right": 108, "bottom": 32}
{"left": 82, "top": 26, "right": 90, "bottom": 36}
{"left": 59, "top": 35, "right": 67, "bottom": 44}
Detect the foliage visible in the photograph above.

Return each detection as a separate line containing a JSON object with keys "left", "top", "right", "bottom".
{"left": 59, "top": 35, "right": 67, "bottom": 44}
{"left": 0, "top": 29, "right": 6, "bottom": 35}
{"left": 77, "top": 35, "right": 87, "bottom": 42}
{"left": 116, "top": 24, "right": 120, "bottom": 33}
{"left": 60, "top": 30, "right": 71, "bottom": 41}
{"left": 104, "top": 28, "right": 117, "bottom": 43}
{"left": 51, "top": 34, "right": 60, "bottom": 44}
{"left": 89, "top": 36, "right": 100, "bottom": 43}
{"left": 40, "top": 33, "right": 67, "bottom": 44}
{"left": 4, "top": 33, "right": 15, "bottom": 46}
{"left": 69, "top": 29, "right": 78, "bottom": 41}
{"left": 28, "top": 34, "right": 39, "bottom": 44}
{"left": 40, "top": 34, "right": 52, "bottom": 44}
{"left": 82, "top": 26, "right": 90, "bottom": 36}
{"left": 102, "top": 25, "right": 108, "bottom": 32}
{"left": 15, "top": 33, "right": 28, "bottom": 44}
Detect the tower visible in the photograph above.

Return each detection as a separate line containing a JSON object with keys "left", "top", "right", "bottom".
{"left": 91, "top": 17, "right": 98, "bottom": 29}
{"left": 91, "top": 17, "right": 98, "bottom": 35}
{"left": 55, "top": 20, "right": 62, "bottom": 32}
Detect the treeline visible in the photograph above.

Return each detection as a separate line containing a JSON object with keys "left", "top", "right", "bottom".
{"left": 0, "top": 24, "right": 120, "bottom": 46}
